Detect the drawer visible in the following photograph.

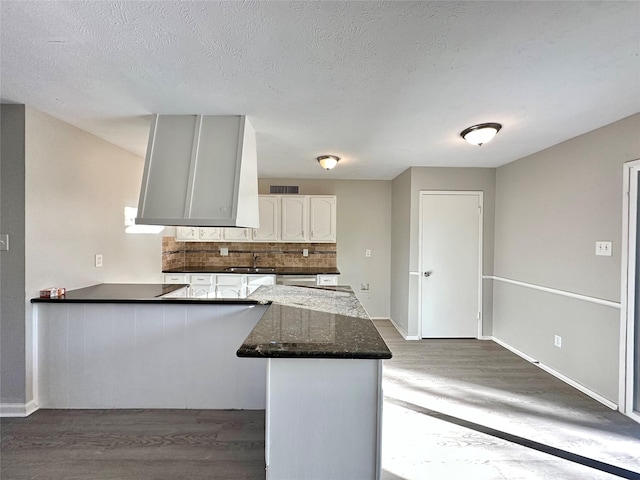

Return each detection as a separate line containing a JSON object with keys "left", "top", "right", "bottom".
{"left": 317, "top": 275, "right": 338, "bottom": 286}
{"left": 163, "top": 273, "right": 189, "bottom": 283}
{"left": 215, "top": 274, "right": 246, "bottom": 285}
{"left": 190, "top": 274, "right": 216, "bottom": 285}
{"left": 246, "top": 274, "right": 276, "bottom": 286}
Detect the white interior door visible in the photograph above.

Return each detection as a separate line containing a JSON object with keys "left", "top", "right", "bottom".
{"left": 420, "top": 192, "right": 482, "bottom": 338}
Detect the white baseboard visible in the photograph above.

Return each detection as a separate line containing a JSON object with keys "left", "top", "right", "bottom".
{"left": 490, "top": 336, "right": 618, "bottom": 410}
{"left": 388, "top": 317, "right": 420, "bottom": 340}
{"left": 0, "top": 400, "right": 39, "bottom": 417}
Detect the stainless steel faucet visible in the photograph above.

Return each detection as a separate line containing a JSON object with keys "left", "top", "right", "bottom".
{"left": 252, "top": 253, "right": 260, "bottom": 268}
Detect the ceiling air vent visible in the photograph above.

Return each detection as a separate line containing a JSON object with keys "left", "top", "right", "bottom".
{"left": 270, "top": 185, "right": 299, "bottom": 194}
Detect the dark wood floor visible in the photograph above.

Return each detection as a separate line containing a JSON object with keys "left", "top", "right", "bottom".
{"left": 0, "top": 409, "right": 265, "bottom": 480}
{"left": 375, "top": 320, "right": 640, "bottom": 479}
{"left": 2, "top": 320, "right": 640, "bottom": 480}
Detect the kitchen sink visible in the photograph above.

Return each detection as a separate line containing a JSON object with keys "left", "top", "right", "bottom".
{"left": 225, "top": 267, "right": 276, "bottom": 273}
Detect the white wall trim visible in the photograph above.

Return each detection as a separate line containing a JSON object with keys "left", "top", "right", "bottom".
{"left": 484, "top": 275, "right": 620, "bottom": 309}
{"left": 491, "top": 336, "right": 618, "bottom": 411}
{"left": 388, "top": 317, "right": 420, "bottom": 340}
{"left": 0, "top": 400, "right": 38, "bottom": 417}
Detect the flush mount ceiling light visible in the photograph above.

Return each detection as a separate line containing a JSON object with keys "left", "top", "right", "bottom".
{"left": 460, "top": 123, "right": 502, "bottom": 146}
{"left": 317, "top": 155, "right": 340, "bottom": 170}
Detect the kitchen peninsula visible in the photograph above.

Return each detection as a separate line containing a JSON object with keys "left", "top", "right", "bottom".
{"left": 32, "top": 282, "right": 391, "bottom": 479}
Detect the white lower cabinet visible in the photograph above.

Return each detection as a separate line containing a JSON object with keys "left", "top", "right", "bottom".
{"left": 246, "top": 274, "right": 276, "bottom": 295}
{"left": 163, "top": 273, "right": 277, "bottom": 298}
{"left": 189, "top": 274, "right": 216, "bottom": 298}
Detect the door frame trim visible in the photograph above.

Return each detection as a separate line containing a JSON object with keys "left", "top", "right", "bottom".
{"left": 418, "top": 190, "right": 484, "bottom": 339}
{"left": 621, "top": 159, "right": 640, "bottom": 420}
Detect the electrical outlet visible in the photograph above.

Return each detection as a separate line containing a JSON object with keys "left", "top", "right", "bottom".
{"left": 595, "top": 241, "right": 612, "bottom": 256}
{"left": 220, "top": 247, "right": 229, "bottom": 256}
{"left": 95, "top": 254, "right": 103, "bottom": 268}
{"left": 303, "top": 248, "right": 309, "bottom": 257}
{"left": 365, "top": 249, "right": 371, "bottom": 257}
{"left": 554, "top": 335, "right": 562, "bottom": 348}
{"left": 360, "top": 283, "right": 370, "bottom": 291}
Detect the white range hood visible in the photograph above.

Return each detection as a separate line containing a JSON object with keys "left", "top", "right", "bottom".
{"left": 136, "top": 114, "right": 259, "bottom": 228}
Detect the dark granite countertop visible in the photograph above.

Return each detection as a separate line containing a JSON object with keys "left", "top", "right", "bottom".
{"left": 31, "top": 283, "right": 391, "bottom": 360}
{"left": 236, "top": 303, "right": 391, "bottom": 359}
{"left": 238, "top": 285, "right": 392, "bottom": 360}
{"left": 30, "top": 283, "right": 262, "bottom": 305}
{"left": 163, "top": 266, "right": 340, "bottom": 275}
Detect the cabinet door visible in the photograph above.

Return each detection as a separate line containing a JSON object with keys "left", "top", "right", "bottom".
{"left": 175, "top": 227, "right": 198, "bottom": 241}
{"left": 253, "top": 196, "right": 280, "bottom": 241}
{"left": 223, "top": 228, "right": 251, "bottom": 241}
{"left": 309, "top": 196, "right": 337, "bottom": 242}
{"left": 199, "top": 227, "right": 222, "bottom": 241}
{"left": 190, "top": 285, "right": 214, "bottom": 298}
{"left": 281, "top": 196, "right": 308, "bottom": 242}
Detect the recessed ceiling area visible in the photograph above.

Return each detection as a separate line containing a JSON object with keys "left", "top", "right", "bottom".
{"left": 1, "top": 1, "right": 638, "bottom": 180}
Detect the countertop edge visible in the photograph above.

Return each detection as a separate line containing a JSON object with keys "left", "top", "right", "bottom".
{"left": 236, "top": 348, "right": 392, "bottom": 360}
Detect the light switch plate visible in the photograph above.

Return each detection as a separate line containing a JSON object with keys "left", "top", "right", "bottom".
{"left": 595, "top": 241, "right": 612, "bottom": 256}
{"left": 0, "top": 234, "right": 8, "bottom": 251}
{"left": 220, "top": 247, "right": 229, "bottom": 256}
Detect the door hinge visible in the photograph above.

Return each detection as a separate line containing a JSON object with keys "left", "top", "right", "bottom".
{"left": 477, "top": 311, "right": 482, "bottom": 320}
{"left": 478, "top": 206, "right": 482, "bottom": 215}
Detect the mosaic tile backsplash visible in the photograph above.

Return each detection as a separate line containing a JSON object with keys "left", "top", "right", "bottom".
{"left": 162, "top": 237, "right": 337, "bottom": 271}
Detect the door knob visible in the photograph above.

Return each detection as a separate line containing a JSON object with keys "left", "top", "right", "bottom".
{"left": 423, "top": 271, "right": 433, "bottom": 277}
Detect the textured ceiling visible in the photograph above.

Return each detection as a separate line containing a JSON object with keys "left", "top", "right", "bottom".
{"left": 1, "top": 1, "right": 639, "bottom": 180}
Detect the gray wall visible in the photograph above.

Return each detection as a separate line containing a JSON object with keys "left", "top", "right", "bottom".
{"left": 390, "top": 169, "right": 412, "bottom": 335}
{"left": 2, "top": 106, "right": 163, "bottom": 409}
{"left": 493, "top": 113, "right": 640, "bottom": 402}
{"left": 1, "top": 105, "right": 27, "bottom": 405}
{"left": 390, "top": 167, "right": 496, "bottom": 337}
{"left": 258, "top": 179, "right": 391, "bottom": 318}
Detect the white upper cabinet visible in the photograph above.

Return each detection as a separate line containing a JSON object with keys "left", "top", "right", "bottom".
{"left": 176, "top": 226, "right": 199, "bottom": 241}
{"left": 309, "top": 196, "right": 337, "bottom": 242}
{"left": 253, "top": 195, "right": 280, "bottom": 241}
{"left": 199, "top": 227, "right": 222, "bottom": 241}
{"left": 174, "top": 195, "right": 337, "bottom": 243}
{"left": 176, "top": 226, "right": 221, "bottom": 241}
{"left": 281, "top": 196, "right": 309, "bottom": 242}
{"left": 223, "top": 228, "right": 251, "bottom": 241}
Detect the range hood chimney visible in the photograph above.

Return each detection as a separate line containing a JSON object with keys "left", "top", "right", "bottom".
{"left": 136, "top": 114, "right": 259, "bottom": 228}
